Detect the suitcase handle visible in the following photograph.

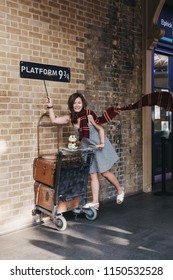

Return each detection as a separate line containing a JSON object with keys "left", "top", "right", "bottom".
{"left": 37, "top": 112, "right": 60, "bottom": 157}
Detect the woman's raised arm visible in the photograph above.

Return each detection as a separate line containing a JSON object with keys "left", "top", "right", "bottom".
{"left": 46, "top": 97, "right": 71, "bottom": 125}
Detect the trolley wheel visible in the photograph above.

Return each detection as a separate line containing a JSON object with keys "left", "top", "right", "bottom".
{"left": 32, "top": 208, "right": 41, "bottom": 216}
{"left": 32, "top": 209, "right": 36, "bottom": 216}
{"left": 85, "top": 207, "right": 97, "bottom": 221}
{"left": 55, "top": 215, "right": 67, "bottom": 231}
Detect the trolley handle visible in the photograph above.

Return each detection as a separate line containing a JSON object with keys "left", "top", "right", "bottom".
{"left": 59, "top": 147, "right": 97, "bottom": 153}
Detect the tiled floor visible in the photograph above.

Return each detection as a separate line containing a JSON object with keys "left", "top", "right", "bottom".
{"left": 0, "top": 191, "right": 173, "bottom": 260}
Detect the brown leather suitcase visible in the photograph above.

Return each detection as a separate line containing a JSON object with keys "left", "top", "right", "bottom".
{"left": 34, "top": 181, "right": 55, "bottom": 212}
{"left": 33, "top": 157, "right": 57, "bottom": 188}
{"left": 34, "top": 181, "right": 81, "bottom": 214}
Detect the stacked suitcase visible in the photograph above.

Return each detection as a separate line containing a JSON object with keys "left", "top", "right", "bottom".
{"left": 33, "top": 153, "right": 89, "bottom": 215}
{"left": 33, "top": 156, "right": 56, "bottom": 213}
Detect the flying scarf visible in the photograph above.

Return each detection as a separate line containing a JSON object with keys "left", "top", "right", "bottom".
{"left": 77, "top": 91, "right": 173, "bottom": 141}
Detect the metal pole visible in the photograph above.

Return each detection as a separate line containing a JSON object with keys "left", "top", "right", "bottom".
{"left": 161, "top": 136, "right": 166, "bottom": 193}
{"left": 43, "top": 80, "right": 49, "bottom": 98}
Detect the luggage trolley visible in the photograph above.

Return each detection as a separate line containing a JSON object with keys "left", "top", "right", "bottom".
{"left": 32, "top": 113, "right": 98, "bottom": 231}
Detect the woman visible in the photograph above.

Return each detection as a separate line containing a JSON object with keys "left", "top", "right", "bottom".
{"left": 46, "top": 92, "right": 125, "bottom": 209}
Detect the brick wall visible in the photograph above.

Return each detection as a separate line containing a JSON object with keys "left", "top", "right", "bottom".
{"left": 0, "top": 0, "right": 142, "bottom": 234}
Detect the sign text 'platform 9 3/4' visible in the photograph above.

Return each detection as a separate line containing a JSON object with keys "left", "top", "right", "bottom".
{"left": 20, "top": 61, "right": 70, "bottom": 83}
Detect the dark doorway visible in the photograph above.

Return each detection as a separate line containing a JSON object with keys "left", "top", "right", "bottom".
{"left": 152, "top": 52, "right": 173, "bottom": 191}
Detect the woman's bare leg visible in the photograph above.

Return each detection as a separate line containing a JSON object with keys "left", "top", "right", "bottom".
{"left": 101, "top": 170, "right": 125, "bottom": 204}
{"left": 90, "top": 172, "right": 100, "bottom": 203}
{"left": 83, "top": 172, "right": 100, "bottom": 209}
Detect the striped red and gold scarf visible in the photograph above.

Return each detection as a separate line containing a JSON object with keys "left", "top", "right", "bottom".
{"left": 77, "top": 91, "right": 173, "bottom": 141}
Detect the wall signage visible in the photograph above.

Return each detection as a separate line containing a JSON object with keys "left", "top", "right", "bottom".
{"left": 20, "top": 61, "right": 70, "bottom": 82}
{"left": 158, "top": 6, "right": 173, "bottom": 44}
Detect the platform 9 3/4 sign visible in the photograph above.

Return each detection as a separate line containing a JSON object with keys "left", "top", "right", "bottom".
{"left": 20, "top": 61, "right": 70, "bottom": 83}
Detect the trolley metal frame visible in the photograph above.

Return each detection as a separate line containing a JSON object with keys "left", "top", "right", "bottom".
{"left": 32, "top": 113, "right": 98, "bottom": 231}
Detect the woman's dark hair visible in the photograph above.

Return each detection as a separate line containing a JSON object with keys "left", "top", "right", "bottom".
{"left": 68, "top": 92, "right": 87, "bottom": 124}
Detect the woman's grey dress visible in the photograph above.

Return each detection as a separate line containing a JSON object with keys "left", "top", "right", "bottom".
{"left": 74, "top": 124, "right": 119, "bottom": 174}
